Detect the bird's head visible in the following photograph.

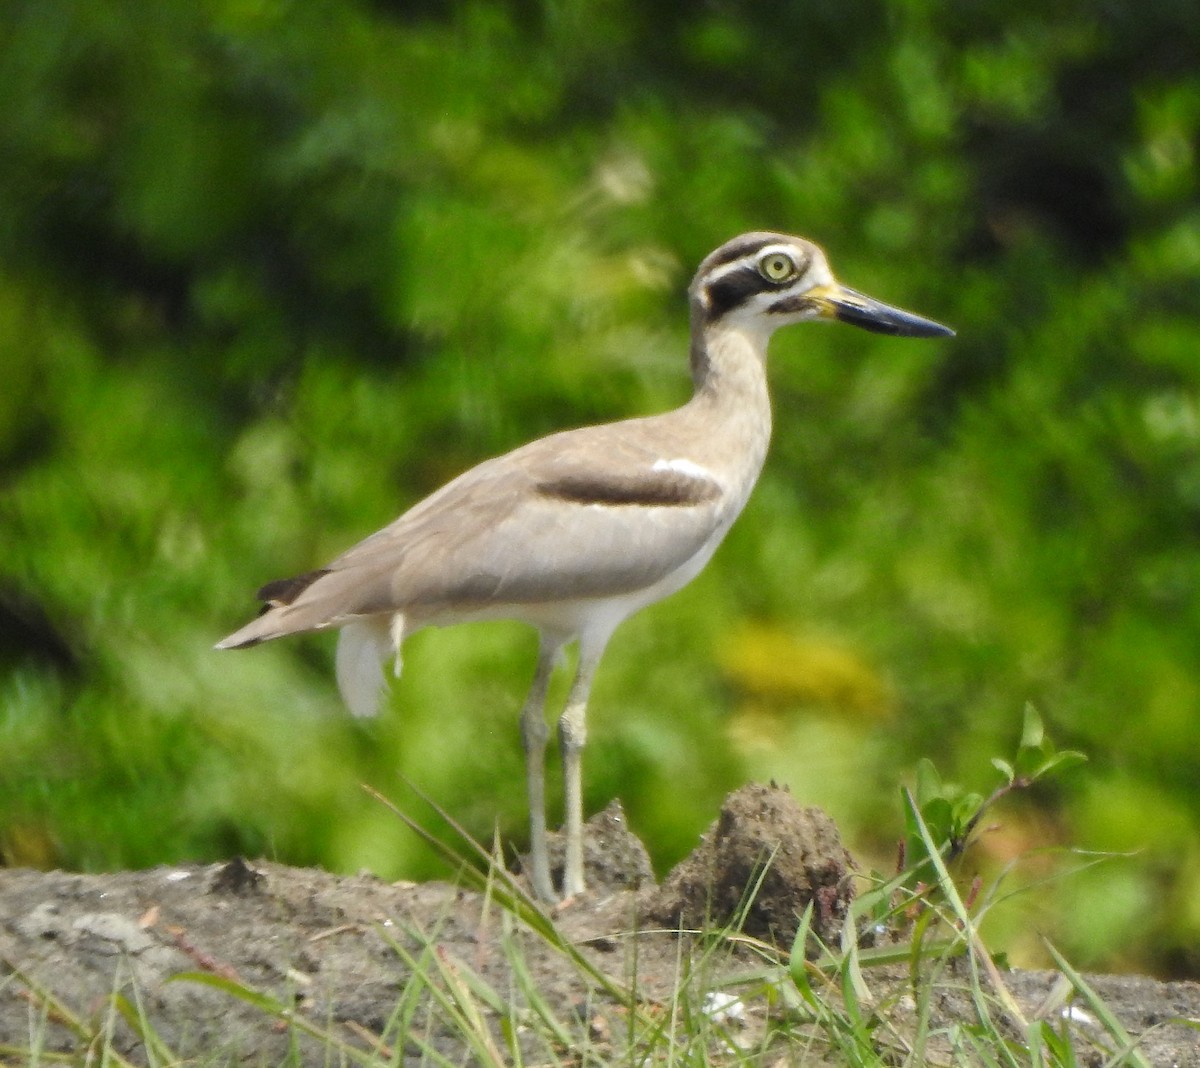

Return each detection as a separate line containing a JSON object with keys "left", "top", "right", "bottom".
{"left": 690, "top": 232, "right": 954, "bottom": 340}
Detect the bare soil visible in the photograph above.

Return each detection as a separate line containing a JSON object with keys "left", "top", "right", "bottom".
{"left": 1, "top": 784, "right": 1198, "bottom": 1065}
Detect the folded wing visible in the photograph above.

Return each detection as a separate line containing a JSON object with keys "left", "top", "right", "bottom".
{"left": 216, "top": 422, "right": 728, "bottom": 647}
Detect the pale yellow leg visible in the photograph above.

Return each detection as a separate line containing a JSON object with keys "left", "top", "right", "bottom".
{"left": 557, "top": 635, "right": 608, "bottom": 898}
{"left": 520, "top": 639, "right": 560, "bottom": 902}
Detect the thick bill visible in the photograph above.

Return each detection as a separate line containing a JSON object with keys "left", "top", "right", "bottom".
{"left": 809, "top": 283, "right": 955, "bottom": 338}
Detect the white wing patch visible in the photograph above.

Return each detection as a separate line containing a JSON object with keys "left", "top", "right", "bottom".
{"left": 652, "top": 457, "right": 716, "bottom": 482}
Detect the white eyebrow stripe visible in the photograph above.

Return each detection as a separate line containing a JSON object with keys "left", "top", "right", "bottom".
{"left": 755, "top": 243, "right": 802, "bottom": 261}
{"left": 702, "top": 255, "right": 758, "bottom": 286}
{"left": 652, "top": 457, "right": 716, "bottom": 481}
{"left": 701, "top": 243, "right": 801, "bottom": 288}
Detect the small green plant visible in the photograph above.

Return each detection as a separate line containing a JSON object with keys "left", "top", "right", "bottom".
{"left": 903, "top": 703, "right": 1087, "bottom": 889}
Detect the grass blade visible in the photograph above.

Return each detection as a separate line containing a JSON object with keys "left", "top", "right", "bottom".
{"left": 1041, "top": 940, "right": 1152, "bottom": 1068}
{"left": 170, "top": 971, "right": 380, "bottom": 1065}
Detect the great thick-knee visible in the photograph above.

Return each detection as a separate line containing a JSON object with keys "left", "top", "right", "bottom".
{"left": 217, "top": 233, "right": 953, "bottom": 902}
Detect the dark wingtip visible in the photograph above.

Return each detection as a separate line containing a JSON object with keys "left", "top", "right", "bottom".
{"left": 216, "top": 568, "right": 331, "bottom": 651}
{"left": 255, "top": 568, "right": 330, "bottom": 606}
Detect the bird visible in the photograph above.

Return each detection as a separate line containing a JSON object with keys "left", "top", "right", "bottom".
{"left": 216, "top": 232, "right": 953, "bottom": 902}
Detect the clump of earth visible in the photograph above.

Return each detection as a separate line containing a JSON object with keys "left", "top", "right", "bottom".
{"left": 2, "top": 784, "right": 1198, "bottom": 1064}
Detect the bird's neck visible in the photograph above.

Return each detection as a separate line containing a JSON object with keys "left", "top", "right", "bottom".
{"left": 682, "top": 317, "right": 774, "bottom": 486}
{"left": 689, "top": 317, "right": 772, "bottom": 409}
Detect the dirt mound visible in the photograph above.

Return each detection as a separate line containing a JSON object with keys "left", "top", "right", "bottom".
{"left": 647, "top": 782, "right": 853, "bottom": 947}
{"left": 2, "top": 786, "right": 1198, "bottom": 1064}
{"left": 527, "top": 798, "right": 656, "bottom": 895}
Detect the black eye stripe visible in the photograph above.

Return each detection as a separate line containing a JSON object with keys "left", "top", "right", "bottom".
{"left": 698, "top": 244, "right": 814, "bottom": 322}
{"left": 767, "top": 295, "right": 815, "bottom": 315}
{"left": 703, "top": 266, "right": 768, "bottom": 320}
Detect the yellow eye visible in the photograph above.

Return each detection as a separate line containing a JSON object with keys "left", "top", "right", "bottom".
{"left": 758, "top": 251, "right": 797, "bottom": 283}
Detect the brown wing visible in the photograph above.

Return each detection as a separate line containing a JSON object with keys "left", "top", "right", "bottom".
{"left": 217, "top": 418, "right": 732, "bottom": 647}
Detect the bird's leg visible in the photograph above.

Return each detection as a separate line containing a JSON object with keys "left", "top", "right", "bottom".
{"left": 557, "top": 636, "right": 609, "bottom": 898}
{"left": 520, "top": 639, "right": 560, "bottom": 903}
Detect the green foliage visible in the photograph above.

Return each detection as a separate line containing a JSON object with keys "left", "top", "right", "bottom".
{"left": 3, "top": 0, "right": 1200, "bottom": 976}
{"left": 993, "top": 704, "right": 1088, "bottom": 790}
{"left": 907, "top": 757, "right": 985, "bottom": 874}
{"left": 904, "top": 704, "right": 1086, "bottom": 886}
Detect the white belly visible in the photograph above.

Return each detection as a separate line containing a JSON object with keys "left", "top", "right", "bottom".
{"left": 409, "top": 509, "right": 735, "bottom": 645}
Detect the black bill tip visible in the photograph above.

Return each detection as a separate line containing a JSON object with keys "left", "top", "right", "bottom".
{"left": 817, "top": 284, "right": 955, "bottom": 339}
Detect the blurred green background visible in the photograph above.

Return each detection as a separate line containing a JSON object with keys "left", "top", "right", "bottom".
{"left": 3, "top": 0, "right": 1200, "bottom": 977}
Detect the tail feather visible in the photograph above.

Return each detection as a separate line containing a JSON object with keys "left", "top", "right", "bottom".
{"left": 335, "top": 618, "right": 394, "bottom": 718}
{"left": 216, "top": 565, "right": 403, "bottom": 718}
